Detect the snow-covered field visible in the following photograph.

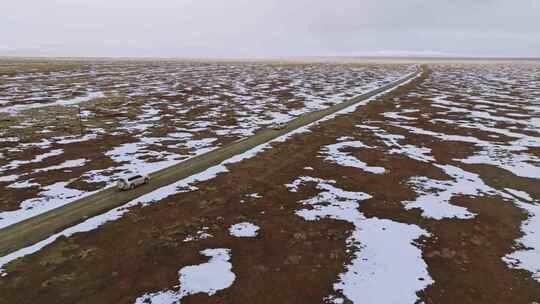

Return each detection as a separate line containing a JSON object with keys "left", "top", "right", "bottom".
{"left": 0, "top": 61, "right": 414, "bottom": 228}
{"left": 288, "top": 176, "right": 432, "bottom": 304}
{"left": 381, "top": 64, "right": 540, "bottom": 281}
{"left": 1, "top": 62, "right": 539, "bottom": 303}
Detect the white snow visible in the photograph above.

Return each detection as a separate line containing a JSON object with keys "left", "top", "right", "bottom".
{"left": 505, "top": 188, "right": 534, "bottom": 202}
{"left": 290, "top": 176, "right": 432, "bottom": 304}
{"left": 460, "top": 154, "right": 540, "bottom": 179}
{"left": 389, "top": 145, "right": 436, "bottom": 163}
{"left": 286, "top": 176, "right": 335, "bottom": 193}
{"left": 183, "top": 227, "right": 213, "bottom": 242}
{"left": 229, "top": 222, "right": 260, "bottom": 237}
{"left": 6, "top": 179, "right": 40, "bottom": 189}
{"left": 395, "top": 124, "right": 540, "bottom": 179}
{"left": 247, "top": 193, "right": 262, "bottom": 199}
{"left": 0, "top": 182, "right": 98, "bottom": 229}
{"left": 34, "top": 159, "right": 87, "bottom": 173}
{"left": 0, "top": 91, "right": 105, "bottom": 114}
{"left": 331, "top": 218, "right": 432, "bottom": 304}
{"left": 383, "top": 111, "right": 417, "bottom": 121}
{"left": 134, "top": 248, "right": 235, "bottom": 304}
{"left": 321, "top": 141, "right": 385, "bottom": 174}
{"left": 357, "top": 125, "right": 435, "bottom": 163}
{"left": 504, "top": 201, "right": 540, "bottom": 282}
{"left": 403, "top": 165, "right": 500, "bottom": 220}
{"left": 54, "top": 133, "right": 99, "bottom": 144}
{"left": 0, "top": 175, "right": 19, "bottom": 183}
{"left": 0, "top": 149, "right": 64, "bottom": 171}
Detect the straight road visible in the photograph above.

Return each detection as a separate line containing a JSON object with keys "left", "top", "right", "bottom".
{"left": 0, "top": 67, "right": 423, "bottom": 257}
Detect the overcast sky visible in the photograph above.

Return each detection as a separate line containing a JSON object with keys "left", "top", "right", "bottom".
{"left": 1, "top": 0, "right": 539, "bottom": 58}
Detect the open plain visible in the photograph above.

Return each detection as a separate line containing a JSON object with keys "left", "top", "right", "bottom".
{"left": 0, "top": 59, "right": 539, "bottom": 303}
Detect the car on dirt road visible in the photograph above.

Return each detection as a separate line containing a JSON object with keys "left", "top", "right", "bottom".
{"left": 117, "top": 173, "right": 150, "bottom": 190}
{"left": 270, "top": 122, "right": 287, "bottom": 130}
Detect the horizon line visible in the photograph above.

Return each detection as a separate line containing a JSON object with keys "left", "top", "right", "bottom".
{"left": 1, "top": 54, "right": 539, "bottom": 62}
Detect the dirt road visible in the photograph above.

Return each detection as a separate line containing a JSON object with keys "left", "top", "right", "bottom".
{"left": 0, "top": 67, "right": 422, "bottom": 257}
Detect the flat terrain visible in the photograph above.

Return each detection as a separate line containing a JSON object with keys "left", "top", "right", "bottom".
{"left": 0, "top": 67, "right": 419, "bottom": 257}
{"left": 0, "top": 60, "right": 539, "bottom": 304}
{"left": 0, "top": 60, "right": 411, "bottom": 228}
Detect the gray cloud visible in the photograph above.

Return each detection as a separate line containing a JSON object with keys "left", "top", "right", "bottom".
{"left": 1, "top": 0, "right": 539, "bottom": 57}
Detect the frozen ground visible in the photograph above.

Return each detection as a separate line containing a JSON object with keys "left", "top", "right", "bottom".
{"left": 134, "top": 248, "right": 235, "bottom": 304}
{"left": 289, "top": 177, "right": 432, "bottom": 304}
{"left": 1, "top": 63, "right": 539, "bottom": 304}
{"left": 381, "top": 64, "right": 540, "bottom": 281}
{"left": 0, "top": 61, "right": 413, "bottom": 228}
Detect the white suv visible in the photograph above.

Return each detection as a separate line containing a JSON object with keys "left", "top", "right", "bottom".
{"left": 117, "top": 173, "right": 149, "bottom": 190}
{"left": 271, "top": 122, "right": 287, "bottom": 130}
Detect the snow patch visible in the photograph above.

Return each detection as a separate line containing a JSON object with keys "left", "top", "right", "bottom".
{"left": 290, "top": 176, "right": 432, "bottom": 304}
{"left": 504, "top": 201, "right": 540, "bottom": 282}
{"left": 229, "top": 222, "right": 260, "bottom": 237}
{"left": 321, "top": 141, "right": 385, "bottom": 174}
{"left": 403, "top": 165, "right": 496, "bottom": 220}
{"left": 134, "top": 249, "right": 235, "bottom": 304}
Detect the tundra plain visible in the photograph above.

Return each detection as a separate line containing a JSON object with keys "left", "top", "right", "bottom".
{"left": 0, "top": 59, "right": 539, "bottom": 304}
